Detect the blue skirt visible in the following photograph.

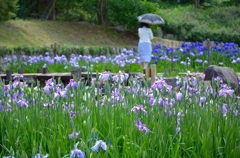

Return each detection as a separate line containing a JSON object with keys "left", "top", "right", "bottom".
{"left": 138, "top": 42, "right": 152, "bottom": 62}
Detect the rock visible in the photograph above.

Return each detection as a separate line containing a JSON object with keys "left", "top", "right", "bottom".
{"left": 204, "top": 65, "right": 239, "bottom": 92}
{"left": 164, "top": 78, "right": 178, "bottom": 88}
{"left": 158, "top": 27, "right": 163, "bottom": 38}
{"left": 181, "top": 27, "right": 187, "bottom": 37}
{"left": 164, "top": 34, "right": 174, "bottom": 40}
{"left": 114, "top": 26, "right": 125, "bottom": 31}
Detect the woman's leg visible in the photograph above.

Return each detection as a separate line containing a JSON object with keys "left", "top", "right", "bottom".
{"left": 143, "top": 62, "right": 148, "bottom": 69}
{"left": 140, "top": 62, "right": 146, "bottom": 74}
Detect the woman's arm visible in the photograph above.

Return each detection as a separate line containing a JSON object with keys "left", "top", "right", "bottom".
{"left": 149, "top": 29, "right": 153, "bottom": 40}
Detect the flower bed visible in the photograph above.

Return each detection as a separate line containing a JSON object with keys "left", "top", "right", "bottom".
{"left": 0, "top": 71, "right": 239, "bottom": 157}
{"left": 2, "top": 41, "right": 240, "bottom": 77}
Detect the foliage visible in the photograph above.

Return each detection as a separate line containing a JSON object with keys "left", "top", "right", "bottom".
{"left": 56, "top": 1, "right": 90, "bottom": 22}
{"left": 106, "top": 0, "right": 159, "bottom": 31}
{"left": 0, "top": 69, "right": 239, "bottom": 157}
{"left": 0, "top": 0, "right": 18, "bottom": 21}
{"left": 3, "top": 41, "right": 240, "bottom": 78}
{"left": 158, "top": 5, "right": 240, "bottom": 44}
{"left": 16, "top": 0, "right": 33, "bottom": 18}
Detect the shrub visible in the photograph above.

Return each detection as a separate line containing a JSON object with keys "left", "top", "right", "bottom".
{"left": 159, "top": 5, "right": 240, "bottom": 44}
{"left": 0, "top": 0, "right": 18, "bottom": 21}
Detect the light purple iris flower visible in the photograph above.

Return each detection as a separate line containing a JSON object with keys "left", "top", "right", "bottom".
{"left": 7, "top": 103, "right": 12, "bottom": 111}
{"left": 70, "top": 143, "right": 85, "bottom": 158}
{"left": 91, "top": 140, "right": 107, "bottom": 151}
{"left": 232, "top": 60, "right": 237, "bottom": 64}
{"left": 43, "top": 86, "right": 51, "bottom": 95}
{"left": 200, "top": 96, "right": 206, "bottom": 107}
{"left": 132, "top": 105, "right": 147, "bottom": 115}
{"left": 112, "top": 71, "right": 128, "bottom": 83}
{"left": 222, "top": 103, "right": 227, "bottom": 116}
{"left": 180, "top": 61, "right": 186, "bottom": 65}
{"left": 176, "top": 92, "right": 182, "bottom": 101}
{"left": 219, "top": 88, "right": 234, "bottom": 97}
{"left": 99, "top": 71, "right": 110, "bottom": 81}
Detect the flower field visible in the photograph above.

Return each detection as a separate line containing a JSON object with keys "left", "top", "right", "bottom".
{"left": 0, "top": 41, "right": 240, "bottom": 157}
{"left": 0, "top": 70, "right": 239, "bottom": 157}
{"left": 4, "top": 41, "right": 240, "bottom": 76}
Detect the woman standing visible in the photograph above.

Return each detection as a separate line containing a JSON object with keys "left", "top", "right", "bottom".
{"left": 137, "top": 22, "right": 153, "bottom": 74}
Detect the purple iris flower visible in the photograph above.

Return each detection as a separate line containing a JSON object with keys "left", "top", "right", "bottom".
{"left": 175, "top": 112, "right": 182, "bottom": 134}
{"left": 197, "top": 51, "right": 203, "bottom": 56}
{"left": 0, "top": 101, "right": 4, "bottom": 112}
{"left": 189, "top": 51, "right": 195, "bottom": 56}
{"left": 70, "top": 111, "right": 77, "bottom": 120}
{"left": 195, "top": 59, "right": 202, "bottom": 63}
{"left": 203, "top": 60, "right": 208, "bottom": 64}
{"left": 69, "top": 79, "right": 78, "bottom": 89}
{"left": 135, "top": 120, "right": 150, "bottom": 134}
{"left": 232, "top": 60, "right": 237, "bottom": 64}
{"left": 91, "top": 140, "right": 107, "bottom": 151}
{"left": 149, "top": 96, "right": 155, "bottom": 106}
{"left": 158, "top": 97, "right": 163, "bottom": 107}
{"left": 35, "top": 153, "right": 49, "bottom": 158}
{"left": 7, "top": 103, "right": 12, "bottom": 111}
{"left": 219, "top": 62, "right": 223, "bottom": 66}
{"left": 44, "top": 86, "right": 51, "bottom": 95}
{"left": 233, "top": 110, "right": 238, "bottom": 116}
{"left": 180, "top": 61, "right": 186, "bottom": 65}
{"left": 70, "top": 143, "right": 85, "bottom": 158}
{"left": 17, "top": 98, "right": 28, "bottom": 108}
{"left": 236, "top": 58, "right": 240, "bottom": 62}
{"left": 199, "top": 96, "right": 206, "bottom": 107}
{"left": 69, "top": 131, "right": 80, "bottom": 139}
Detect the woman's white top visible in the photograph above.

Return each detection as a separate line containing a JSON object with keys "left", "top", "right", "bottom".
{"left": 138, "top": 27, "right": 153, "bottom": 43}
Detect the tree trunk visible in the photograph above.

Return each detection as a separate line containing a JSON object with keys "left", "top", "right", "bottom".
{"left": 52, "top": 0, "right": 56, "bottom": 20}
{"left": 97, "top": 0, "right": 107, "bottom": 25}
{"left": 194, "top": 0, "right": 200, "bottom": 9}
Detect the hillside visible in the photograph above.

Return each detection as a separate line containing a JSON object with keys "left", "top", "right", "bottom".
{"left": 0, "top": 20, "right": 139, "bottom": 48}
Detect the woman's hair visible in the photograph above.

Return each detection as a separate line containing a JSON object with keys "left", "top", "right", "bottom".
{"left": 139, "top": 22, "right": 150, "bottom": 28}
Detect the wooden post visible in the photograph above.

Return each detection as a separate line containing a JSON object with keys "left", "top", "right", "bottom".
{"left": 171, "top": 42, "right": 174, "bottom": 71}
{"left": 203, "top": 39, "right": 214, "bottom": 67}
{"left": 150, "top": 64, "right": 156, "bottom": 85}
{"left": 51, "top": 43, "right": 59, "bottom": 59}
{"left": 6, "top": 70, "right": 12, "bottom": 82}
{"left": 145, "top": 68, "right": 151, "bottom": 78}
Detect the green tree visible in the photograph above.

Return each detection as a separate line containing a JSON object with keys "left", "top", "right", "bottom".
{"left": 107, "top": 0, "right": 159, "bottom": 31}
{"left": 0, "top": 0, "right": 18, "bottom": 21}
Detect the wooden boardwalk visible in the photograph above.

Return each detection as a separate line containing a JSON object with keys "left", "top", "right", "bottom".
{"left": 0, "top": 72, "right": 145, "bottom": 86}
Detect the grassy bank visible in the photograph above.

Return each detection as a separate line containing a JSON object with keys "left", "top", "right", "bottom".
{"left": 0, "top": 20, "right": 139, "bottom": 48}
